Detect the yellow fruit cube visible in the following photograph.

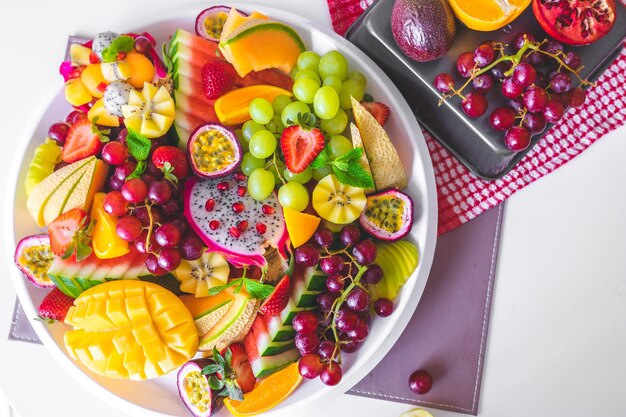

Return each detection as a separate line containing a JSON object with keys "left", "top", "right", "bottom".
{"left": 64, "top": 78, "right": 92, "bottom": 106}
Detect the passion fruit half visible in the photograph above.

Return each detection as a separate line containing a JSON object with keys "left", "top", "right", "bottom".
{"left": 14, "top": 234, "right": 55, "bottom": 288}
{"left": 195, "top": 6, "right": 242, "bottom": 42}
{"left": 359, "top": 189, "right": 414, "bottom": 242}
{"left": 188, "top": 123, "right": 242, "bottom": 178}
{"left": 177, "top": 358, "right": 222, "bottom": 417}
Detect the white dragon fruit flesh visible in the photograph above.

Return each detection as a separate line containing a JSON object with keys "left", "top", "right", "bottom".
{"left": 92, "top": 31, "right": 120, "bottom": 61}
{"left": 103, "top": 81, "right": 133, "bottom": 117}
{"left": 184, "top": 176, "right": 290, "bottom": 269}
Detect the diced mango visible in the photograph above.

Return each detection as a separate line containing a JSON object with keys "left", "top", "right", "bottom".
{"left": 63, "top": 280, "right": 198, "bottom": 380}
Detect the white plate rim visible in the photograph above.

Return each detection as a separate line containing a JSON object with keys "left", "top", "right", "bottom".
{"left": 4, "top": 3, "right": 438, "bottom": 416}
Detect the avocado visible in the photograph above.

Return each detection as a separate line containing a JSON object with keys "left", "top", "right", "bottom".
{"left": 391, "top": 0, "right": 456, "bottom": 62}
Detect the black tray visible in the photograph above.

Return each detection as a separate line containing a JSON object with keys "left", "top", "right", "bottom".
{"left": 346, "top": 0, "right": 626, "bottom": 180}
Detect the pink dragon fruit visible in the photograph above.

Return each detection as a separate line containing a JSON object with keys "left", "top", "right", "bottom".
{"left": 184, "top": 176, "right": 290, "bottom": 269}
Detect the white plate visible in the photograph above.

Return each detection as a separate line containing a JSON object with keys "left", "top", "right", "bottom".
{"left": 4, "top": 3, "right": 437, "bottom": 416}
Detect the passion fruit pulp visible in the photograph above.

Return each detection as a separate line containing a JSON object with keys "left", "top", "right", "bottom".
{"left": 14, "top": 234, "right": 55, "bottom": 288}
{"left": 359, "top": 189, "right": 414, "bottom": 242}
{"left": 188, "top": 123, "right": 242, "bottom": 178}
{"left": 195, "top": 6, "right": 241, "bottom": 42}
{"left": 177, "top": 359, "right": 222, "bottom": 417}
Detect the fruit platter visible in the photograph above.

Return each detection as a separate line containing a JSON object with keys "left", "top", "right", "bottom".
{"left": 6, "top": 3, "right": 436, "bottom": 417}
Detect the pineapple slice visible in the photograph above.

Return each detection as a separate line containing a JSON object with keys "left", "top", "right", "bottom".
{"left": 122, "top": 81, "right": 175, "bottom": 138}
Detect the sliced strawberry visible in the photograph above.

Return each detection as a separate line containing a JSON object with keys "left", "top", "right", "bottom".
{"left": 280, "top": 126, "right": 325, "bottom": 173}
{"left": 61, "top": 119, "right": 102, "bottom": 163}
{"left": 361, "top": 101, "right": 390, "bottom": 126}
{"left": 201, "top": 61, "right": 236, "bottom": 100}
{"left": 48, "top": 208, "right": 92, "bottom": 260}
{"left": 227, "top": 342, "right": 256, "bottom": 393}
{"left": 38, "top": 288, "right": 75, "bottom": 322}
{"left": 151, "top": 146, "right": 189, "bottom": 181}
{"left": 259, "top": 275, "right": 290, "bottom": 316}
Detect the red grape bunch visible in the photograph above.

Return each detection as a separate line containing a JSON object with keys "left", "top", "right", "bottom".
{"left": 100, "top": 129, "right": 203, "bottom": 275}
{"left": 434, "top": 33, "right": 591, "bottom": 152}
{"left": 293, "top": 225, "right": 395, "bottom": 386}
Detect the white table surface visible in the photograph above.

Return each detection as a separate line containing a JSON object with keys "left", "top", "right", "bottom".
{"left": 1, "top": 1, "right": 626, "bottom": 417}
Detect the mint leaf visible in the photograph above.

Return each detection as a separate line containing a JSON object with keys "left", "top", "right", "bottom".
{"left": 101, "top": 35, "right": 135, "bottom": 62}
{"left": 126, "top": 160, "right": 146, "bottom": 180}
{"left": 201, "top": 364, "right": 223, "bottom": 375}
{"left": 243, "top": 278, "right": 275, "bottom": 300}
{"left": 335, "top": 147, "right": 363, "bottom": 164}
{"left": 332, "top": 163, "right": 374, "bottom": 189}
{"left": 332, "top": 160, "right": 350, "bottom": 172}
{"left": 126, "top": 129, "right": 151, "bottom": 161}
{"left": 207, "top": 279, "right": 239, "bottom": 296}
{"left": 309, "top": 145, "right": 331, "bottom": 169}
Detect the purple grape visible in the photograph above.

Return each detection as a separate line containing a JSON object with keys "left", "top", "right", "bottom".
{"left": 157, "top": 248, "right": 182, "bottom": 271}
{"left": 48, "top": 122, "right": 70, "bottom": 145}
{"left": 361, "top": 264, "right": 383, "bottom": 285}
{"left": 317, "top": 291, "right": 338, "bottom": 312}
{"left": 513, "top": 63, "right": 536, "bottom": 87}
{"left": 320, "top": 255, "right": 344, "bottom": 274}
{"left": 523, "top": 86, "right": 548, "bottom": 113}
{"left": 352, "top": 240, "right": 377, "bottom": 265}
{"left": 314, "top": 228, "right": 334, "bottom": 248}
{"left": 512, "top": 32, "right": 536, "bottom": 51}
{"left": 543, "top": 100, "right": 565, "bottom": 123}
{"left": 563, "top": 51, "right": 581, "bottom": 70}
{"left": 346, "top": 288, "right": 371, "bottom": 312}
{"left": 346, "top": 319, "right": 369, "bottom": 342}
{"left": 180, "top": 234, "right": 204, "bottom": 260}
{"left": 501, "top": 77, "right": 524, "bottom": 99}
{"left": 148, "top": 180, "right": 173, "bottom": 205}
{"left": 335, "top": 308, "right": 359, "bottom": 332}
{"left": 295, "top": 332, "right": 319, "bottom": 355}
{"left": 474, "top": 43, "right": 495, "bottom": 67}
{"left": 472, "top": 74, "right": 494, "bottom": 94}
{"left": 374, "top": 298, "right": 394, "bottom": 317}
{"left": 326, "top": 274, "right": 344, "bottom": 293}
{"left": 318, "top": 340, "right": 336, "bottom": 359}
{"left": 339, "top": 225, "right": 361, "bottom": 247}
{"left": 523, "top": 112, "right": 547, "bottom": 133}
{"left": 543, "top": 40, "right": 564, "bottom": 55}
{"left": 490, "top": 61, "right": 512, "bottom": 82}
{"left": 434, "top": 73, "right": 455, "bottom": 94}
{"left": 295, "top": 244, "right": 320, "bottom": 267}
{"left": 550, "top": 73, "right": 572, "bottom": 94}
{"left": 535, "top": 72, "right": 549, "bottom": 89}
{"left": 456, "top": 52, "right": 475, "bottom": 78}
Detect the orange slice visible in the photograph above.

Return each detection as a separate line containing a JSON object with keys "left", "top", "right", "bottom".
{"left": 447, "top": 0, "right": 531, "bottom": 31}
{"left": 283, "top": 207, "right": 321, "bottom": 248}
{"left": 223, "top": 362, "right": 302, "bottom": 416}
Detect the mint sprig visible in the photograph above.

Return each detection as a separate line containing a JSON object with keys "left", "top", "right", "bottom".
{"left": 310, "top": 146, "right": 374, "bottom": 189}
{"left": 208, "top": 277, "right": 275, "bottom": 300}
{"left": 101, "top": 35, "right": 135, "bottom": 63}
{"left": 201, "top": 347, "right": 244, "bottom": 402}
{"left": 125, "top": 129, "right": 151, "bottom": 180}
{"left": 91, "top": 117, "right": 111, "bottom": 143}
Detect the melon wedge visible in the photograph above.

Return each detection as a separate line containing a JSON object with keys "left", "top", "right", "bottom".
{"left": 214, "top": 85, "right": 292, "bottom": 125}
{"left": 198, "top": 291, "right": 259, "bottom": 351}
{"left": 219, "top": 20, "right": 305, "bottom": 77}
{"left": 220, "top": 8, "right": 269, "bottom": 41}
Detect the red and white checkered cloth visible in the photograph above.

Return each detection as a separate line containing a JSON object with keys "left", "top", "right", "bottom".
{"left": 327, "top": 0, "right": 626, "bottom": 234}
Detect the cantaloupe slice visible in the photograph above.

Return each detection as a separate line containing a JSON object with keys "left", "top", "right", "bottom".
{"left": 220, "top": 8, "right": 269, "bottom": 41}
{"left": 214, "top": 84, "right": 292, "bottom": 125}
{"left": 219, "top": 20, "right": 305, "bottom": 77}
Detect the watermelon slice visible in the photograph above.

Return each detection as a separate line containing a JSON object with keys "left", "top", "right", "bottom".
{"left": 167, "top": 29, "right": 294, "bottom": 147}
{"left": 244, "top": 315, "right": 295, "bottom": 358}
{"left": 47, "top": 249, "right": 149, "bottom": 297}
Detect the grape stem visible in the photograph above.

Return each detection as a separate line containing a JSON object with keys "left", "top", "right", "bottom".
{"left": 438, "top": 36, "right": 592, "bottom": 106}
{"left": 319, "top": 246, "right": 368, "bottom": 365}
{"left": 144, "top": 202, "right": 157, "bottom": 255}
{"left": 270, "top": 153, "right": 286, "bottom": 185}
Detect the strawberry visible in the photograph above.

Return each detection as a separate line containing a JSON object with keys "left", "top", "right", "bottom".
{"left": 61, "top": 119, "right": 102, "bottom": 163}
{"left": 151, "top": 146, "right": 189, "bottom": 182}
{"left": 259, "top": 275, "right": 290, "bottom": 316}
{"left": 280, "top": 125, "right": 325, "bottom": 173}
{"left": 227, "top": 343, "right": 256, "bottom": 394}
{"left": 48, "top": 208, "right": 93, "bottom": 261}
{"left": 360, "top": 101, "right": 390, "bottom": 126}
{"left": 201, "top": 61, "right": 236, "bottom": 100}
{"left": 38, "top": 288, "right": 75, "bottom": 322}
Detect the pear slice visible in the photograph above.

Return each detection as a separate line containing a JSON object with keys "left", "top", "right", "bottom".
{"left": 27, "top": 156, "right": 95, "bottom": 227}
{"left": 351, "top": 97, "right": 407, "bottom": 190}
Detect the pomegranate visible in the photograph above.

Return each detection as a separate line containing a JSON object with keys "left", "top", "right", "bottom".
{"left": 532, "top": 0, "right": 617, "bottom": 46}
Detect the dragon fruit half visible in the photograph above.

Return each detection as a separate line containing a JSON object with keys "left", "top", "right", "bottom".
{"left": 184, "top": 176, "right": 290, "bottom": 269}
{"left": 103, "top": 81, "right": 133, "bottom": 117}
{"left": 92, "top": 31, "right": 120, "bottom": 61}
